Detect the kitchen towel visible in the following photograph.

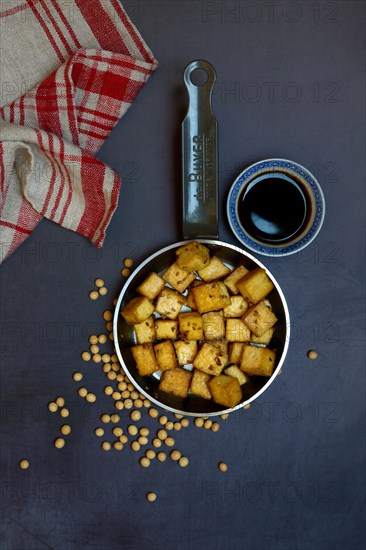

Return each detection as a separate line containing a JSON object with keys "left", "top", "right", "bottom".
{"left": 0, "top": 0, "right": 158, "bottom": 263}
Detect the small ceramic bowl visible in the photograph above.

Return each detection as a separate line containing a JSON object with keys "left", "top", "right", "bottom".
{"left": 227, "top": 158, "right": 325, "bottom": 257}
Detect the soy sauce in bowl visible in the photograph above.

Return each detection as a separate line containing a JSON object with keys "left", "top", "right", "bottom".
{"left": 238, "top": 172, "right": 308, "bottom": 243}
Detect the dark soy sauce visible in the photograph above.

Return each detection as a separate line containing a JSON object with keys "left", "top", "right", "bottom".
{"left": 238, "top": 173, "right": 308, "bottom": 243}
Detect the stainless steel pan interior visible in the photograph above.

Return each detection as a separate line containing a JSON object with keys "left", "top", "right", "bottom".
{"left": 113, "top": 239, "right": 290, "bottom": 417}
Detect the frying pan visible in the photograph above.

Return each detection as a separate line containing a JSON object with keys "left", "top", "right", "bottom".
{"left": 113, "top": 60, "right": 290, "bottom": 417}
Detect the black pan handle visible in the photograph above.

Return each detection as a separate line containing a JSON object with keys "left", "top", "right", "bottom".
{"left": 182, "top": 60, "right": 218, "bottom": 239}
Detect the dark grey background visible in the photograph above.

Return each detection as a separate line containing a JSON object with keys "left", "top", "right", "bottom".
{"left": 1, "top": 1, "right": 365, "bottom": 549}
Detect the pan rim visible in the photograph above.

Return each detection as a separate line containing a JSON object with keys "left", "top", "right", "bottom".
{"left": 113, "top": 239, "right": 290, "bottom": 417}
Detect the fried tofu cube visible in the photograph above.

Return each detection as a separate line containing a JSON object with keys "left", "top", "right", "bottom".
{"left": 154, "top": 319, "right": 178, "bottom": 340}
{"left": 225, "top": 365, "right": 249, "bottom": 386}
{"left": 202, "top": 311, "right": 225, "bottom": 340}
{"left": 225, "top": 318, "right": 251, "bottom": 342}
{"left": 190, "top": 370, "right": 212, "bottom": 400}
{"left": 209, "top": 340, "right": 228, "bottom": 355}
{"left": 175, "top": 241, "right": 210, "bottom": 272}
{"left": 178, "top": 312, "right": 203, "bottom": 340}
{"left": 251, "top": 327, "right": 275, "bottom": 345}
{"left": 193, "top": 342, "right": 228, "bottom": 376}
{"left": 159, "top": 367, "right": 192, "bottom": 398}
{"left": 208, "top": 375, "right": 243, "bottom": 408}
{"left": 192, "top": 282, "right": 231, "bottom": 313}
{"left": 224, "top": 265, "right": 249, "bottom": 294}
{"left": 236, "top": 267, "right": 274, "bottom": 304}
{"left": 223, "top": 295, "right": 248, "bottom": 318}
{"left": 136, "top": 272, "right": 165, "bottom": 300}
{"left": 134, "top": 316, "right": 156, "bottom": 344}
{"left": 163, "top": 262, "right": 196, "bottom": 293}
{"left": 155, "top": 288, "right": 187, "bottom": 320}
{"left": 197, "top": 256, "right": 231, "bottom": 282}
{"left": 131, "top": 343, "right": 159, "bottom": 376}
{"left": 240, "top": 344, "right": 276, "bottom": 377}
{"left": 228, "top": 342, "right": 245, "bottom": 364}
{"left": 121, "top": 297, "right": 154, "bottom": 325}
{"left": 174, "top": 340, "right": 198, "bottom": 365}
{"left": 186, "top": 280, "right": 203, "bottom": 309}
{"left": 154, "top": 340, "right": 178, "bottom": 371}
{"left": 242, "top": 300, "right": 278, "bottom": 337}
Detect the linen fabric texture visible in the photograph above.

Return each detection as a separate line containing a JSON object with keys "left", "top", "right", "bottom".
{"left": 0, "top": 0, "right": 157, "bottom": 263}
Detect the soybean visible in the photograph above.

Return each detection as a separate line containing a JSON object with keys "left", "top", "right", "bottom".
{"left": 140, "top": 457, "right": 150, "bottom": 468}
{"left": 60, "top": 425, "right": 71, "bottom": 436}
{"left": 59, "top": 408, "right": 69, "bottom": 418}
{"left": 170, "top": 450, "right": 181, "bottom": 461}
{"left": 157, "top": 429, "right": 167, "bottom": 441}
{"left": 178, "top": 456, "right": 189, "bottom": 468}
{"left": 103, "top": 310, "right": 113, "bottom": 322}
{"left": 19, "top": 459, "right": 30, "bottom": 470}
{"left": 130, "top": 410, "right": 141, "bottom": 422}
{"left": 131, "top": 441, "right": 140, "bottom": 452}
{"left": 124, "top": 258, "right": 134, "bottom": 268}
{"left": 128, "top": 425, "right": 138, "bottom": 436}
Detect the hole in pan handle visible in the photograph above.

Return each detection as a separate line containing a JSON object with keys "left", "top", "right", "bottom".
{"left": 182, "top": 60, "right": 219, "bottom": 240}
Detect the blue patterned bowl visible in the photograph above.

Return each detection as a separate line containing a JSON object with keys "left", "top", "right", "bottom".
{"left": 227, "top": 158, "right": 325, "bottom": 257}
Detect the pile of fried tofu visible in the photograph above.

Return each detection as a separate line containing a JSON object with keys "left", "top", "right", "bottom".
{"left": 121, "top": 241, "right": 278, "bottom": 409}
